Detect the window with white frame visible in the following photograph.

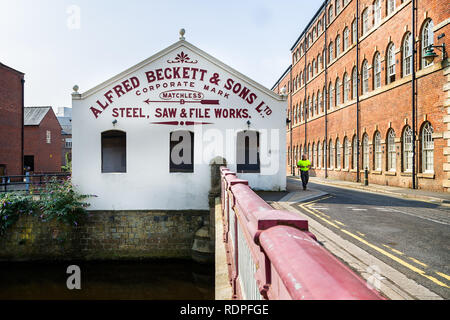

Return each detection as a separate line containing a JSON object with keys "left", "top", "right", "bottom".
{"left": 329, "top": 42, "right": 334, "bottom": 62}
{"left": 362, "top": 9, "right": 369, "bottom": 35}
{"left": 402, "top": 126, "right": 413, "bottom": 172}
{"left": 46, "top": 130, "right": 51, "bottom": 144}
{"left": 344, "top": 137, "right": 349, "bottom": 169}
{"left": 336, "top": 0, "right": 341, "bottom": 14}
{"left": 352, "top": 67, "right": 357, "bottom": 99}
{"left": 387, "top": 0, "right": 396, "bottom": 15}
{"left": 343, "top": 27, "right": 349, "bottom": 51}
{"left": 422, "top": 122, "right": 434, "bottom": 173}
{"left": 329, "top": 5, "right": 333, "bottom": 22}
{"left": 422, "top": 19, "right": 434, "bottom": 68}
{"left": 352, "top": 19, "right": 357, "bottom": 44}
{"left": 374, "top": 0, "right": 381, "bottom": 26}
{"left": 318, "top": 141, "right": 322, "bottom": 168}
{"left": 336, "top": 139, "right": 341, "bottom": 169}
{"left": 362, "top": 134, "right": 369, "bottom": 170}
{"left": 387, "top": 43, "right": 396, "bottom": 83}
{"left": 343, "top": 73, "right": 349, "bottom": 102}
{"left": 336, "top": 35, "right": 341, "bottom": 56}
{"left": 329, "top": 139, "right": 334, "bottom": 168}
{"left": 374, "top": 52, "right": 381, "bottom": 89}
{"left": 329, "top": 82, "right": 334, "bottom": 109}
{"left": 374, "top": 132, "right": 382, "bottom": 171}
{"left": 312, "top": 142, "right": 316, "bottom": 167}
{"left": 336, "top": 78, "right": 341, "bottom": 106}
{"left": 323, "top": 141, "right": 327, "bottom": 168}
{"left": 362, "top": 60, "right": 369, "bottom": 94}
{"left": 352, "top": 135, "right": 358, "bottom": 169}
{"left": 387, "top": 129, "right": 396, "bottom": 171}
{"left": 403, "top": 32, "right": 412, "bottom": 76}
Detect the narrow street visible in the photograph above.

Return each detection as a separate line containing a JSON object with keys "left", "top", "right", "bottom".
{"left": 281, "top": 178, "right": 450, "bottom": 299}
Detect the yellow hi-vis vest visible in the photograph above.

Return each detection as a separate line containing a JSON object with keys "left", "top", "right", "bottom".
{"left": 297, "top": 159, "right": 311, "bottom": 171}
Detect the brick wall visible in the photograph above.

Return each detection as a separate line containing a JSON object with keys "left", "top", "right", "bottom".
{"left": 0, "top": 210, "right": 208, "bottom": 261}
{"left": 273, "top": 0, "right": 450, "bottom": 191}
{"left": 0, "top": 64, "right": 24, "bottom": 176}
{"left": 24, "top": 109, "right": 62, "bottom": 173}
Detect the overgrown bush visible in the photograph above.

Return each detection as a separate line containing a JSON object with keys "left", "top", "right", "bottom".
{"left": 0, "top": 177, "right": 93, "bottom": 235}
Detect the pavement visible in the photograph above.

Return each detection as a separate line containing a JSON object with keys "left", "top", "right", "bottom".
{"left": 214, "top": 198, "right": 232, "bottom": 300}
{"left": 260, "top": 177, "right": 450, "bottom": 300}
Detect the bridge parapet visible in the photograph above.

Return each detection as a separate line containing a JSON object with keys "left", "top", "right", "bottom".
{"left": 219, "top": 167, "right": 384, "bottom": 300}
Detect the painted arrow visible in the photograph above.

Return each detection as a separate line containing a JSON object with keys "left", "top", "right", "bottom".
{"left": 144, "top": 99, "right": 219, "bottom": 105}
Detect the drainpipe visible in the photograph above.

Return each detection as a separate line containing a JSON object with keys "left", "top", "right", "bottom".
{"left": 324, "top": 0, "right": 329, "bottom": 179}
{"left": 411, "top": 0, "right": 417, "bottom": 189}
{"left": 21, "top": 77, "right": 25, "bottom": 174}
{"left": 356, "top": 0, "right": 361, "bottom": 183}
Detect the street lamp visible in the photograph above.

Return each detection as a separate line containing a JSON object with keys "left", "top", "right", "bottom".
{"left": 423, "top": 44, "right": 447, "bottom": 64}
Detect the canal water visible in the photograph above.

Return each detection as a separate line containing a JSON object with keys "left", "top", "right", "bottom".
{"left": 0, "top": 260, "right": 214, "bottom": 299}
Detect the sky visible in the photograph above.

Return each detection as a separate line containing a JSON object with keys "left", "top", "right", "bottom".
{"left": 0, "top": 0, "right": 322, "bottom": 110}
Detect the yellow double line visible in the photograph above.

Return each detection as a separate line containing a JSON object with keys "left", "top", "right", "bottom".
{"left": 299, "top": 196, "right": 450, "bottom": 289}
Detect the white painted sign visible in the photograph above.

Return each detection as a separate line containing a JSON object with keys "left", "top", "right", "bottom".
{"left": 72, "top": 39, "right": 286, "bottom": 210}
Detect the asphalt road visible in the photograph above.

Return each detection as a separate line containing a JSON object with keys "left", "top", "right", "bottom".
{"left": 288, "top": 177, "right": 450, "bottom": 299}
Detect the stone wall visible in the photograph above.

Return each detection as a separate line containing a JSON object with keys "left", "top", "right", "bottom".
{"left": 0, "top": 210, "right": 208, "bottom": 261}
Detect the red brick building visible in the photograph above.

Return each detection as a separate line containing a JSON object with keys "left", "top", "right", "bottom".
{"left": 273, "top": 0, "right": 450, "bottom": 192}
{"left": 24, "top": 107, "right": 62, "bottom": 173}
{"left": 0, "top": 62, "right": 24, "bottom": 176}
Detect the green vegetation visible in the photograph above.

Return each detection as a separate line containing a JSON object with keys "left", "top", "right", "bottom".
{"left": 0, "top": 177, "right": 92, "bottom": 235}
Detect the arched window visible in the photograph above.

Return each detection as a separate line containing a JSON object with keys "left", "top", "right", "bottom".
{"left": 374, "top": 131, "right": 382, "bottom": 171}
{"left": 329, "top": 42, "right": 334, "bottom": 62}
{"left": 362, "top": 133, "right": 369, "bottom": 170}
{"left": 318, "top": 53, "right": 322, "bottom": 71}
{"left": 352, "top": 67, "right": 357, "bottom": 99}
{"left": 318, "top": 90, "right": 322, "bottom": 114}
{"left": 403, "top": 32, "right": 412, "bottom": 76}
{"left": 101, "top": 130, "right": 126, "bottom": 173}
{"left": 311, "top": 94, "right": 315, "bottom": 117}
{"left": 308, "top": 143, "right": 312, "bottom": 160}
{"left": 336, "top": 0, "right": 341, "bottom": 14}
{"left": 336, "top": 35, "right": 341, "bottom": 56}
{"left": 329, "top": 82, "right": 334, "bottom": 109}
{"left": 336, "top": 78, "right": 341, "bottom": 106}
{"left": 313, "top": 59, "right": 317, "bottom": 76}
{"left": 312, "top": 142, "right": 316, "bottom": 168}
{"left": 323, "top": 48, "right": 327, "bottom": 67}
{"left": 308, "top": 96, "right": 311, "bottom": 118}
{"left": 422, "top": 122, "right": 434, "bottom": 173}
{"left": 313, "top": 93, "right": 317, "bottom": 115}
{"left": 422, "top": 19, "right": 434, "bottom": 68}
{"left": 387, "top": 43, "right": 396, "bottom": 84}
{"left": 402, "top": 126, "right": 413, "bottom": 172}
{"left": 374, "top": 0, "right": 381, "bottom": 26}
{"left": 352, "top": 135, "right": 358, "bottom": 169}
{"left": 362, "top": 60, "right": 369, "bottom": 94}
{"left": 387, "top": 0, "right": 396, "bottom": 15}
{"left": 387, "top": 129, "right": 396, "bottom": 171}
{"left": 170, "top": 130, "right": 194, "bottom": 173}
{"left": 343, "top": 73, "right": 349, "bottom": 102}
{"left": 323, "top": 140, "right": 327, "bottom": 168}
{"left": 308, "top": 63, "right": 312, "bottom": 81}
{"left": 336, "top": 138, "right": 341, "bottom": 169}
{"left": 328, "top": 5, "right": 334, "bottom": 22}
{"left": 352, "top": 19, "right": 357, "bottom": 44}
{"left": 362, "top": 8, "right": 369, "bottom": 35}
{"left": 343, "top": 27, "right": 350, "bottom": 51}
{"left": 318, "top": 141, "right": 322, "bottom": 168}
{"left": 343, "top": 137, "right": 349, "bottom": 169}
{"left": 237, "top": 130, "right": 260, "bottom": 173}
{"left": 374, "top": 52, "right": 381, "bottom": 89}
{"left": 329, "top": 139, "right": 335, "bottom": 168}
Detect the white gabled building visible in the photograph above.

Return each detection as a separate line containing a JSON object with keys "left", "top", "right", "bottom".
{"left": 72, "top": 32, "right": 287, "bottom": 211}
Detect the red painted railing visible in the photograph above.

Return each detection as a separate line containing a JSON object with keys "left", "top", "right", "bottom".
{"left": 220, "top": 167, "right": 384, "bottom": 300}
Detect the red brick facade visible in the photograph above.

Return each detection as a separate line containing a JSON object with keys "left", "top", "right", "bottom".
{"left": 273, "top": 0, "right": 450, "bottom": 192}
{"left": 24, "top": 108, "right": 62, "bottom": 173}
{"left": 0, "top": 63, "right": 24, "bottom": 176}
